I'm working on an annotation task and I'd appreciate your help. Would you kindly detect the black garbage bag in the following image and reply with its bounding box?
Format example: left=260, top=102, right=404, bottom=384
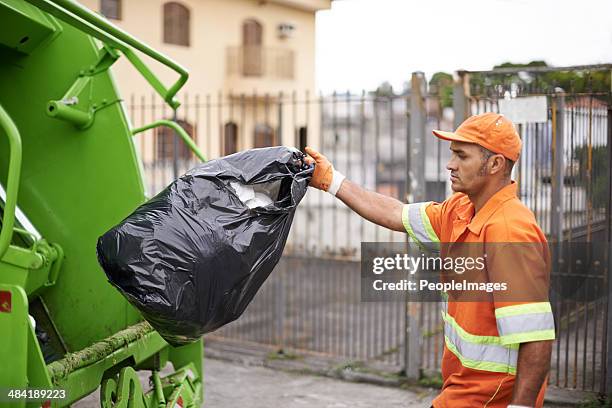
left=97, top=146, right=312, bottom=345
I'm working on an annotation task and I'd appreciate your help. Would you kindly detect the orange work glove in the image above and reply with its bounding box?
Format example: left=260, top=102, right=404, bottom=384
left=304, top=146, right=333, bottom=191
left=304, top=146, right=344, bottom=194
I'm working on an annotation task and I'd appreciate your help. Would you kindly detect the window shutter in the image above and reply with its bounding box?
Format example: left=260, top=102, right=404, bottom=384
left=163, top=2, right=190, bottom=46
left=101, top=0, right=121, bottom=20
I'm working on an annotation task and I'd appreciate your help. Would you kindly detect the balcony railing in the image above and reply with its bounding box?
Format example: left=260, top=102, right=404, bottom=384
left=226, top=46, right=294, bottom=80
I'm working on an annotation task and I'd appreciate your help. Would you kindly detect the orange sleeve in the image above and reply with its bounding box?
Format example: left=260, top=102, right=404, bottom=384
left=425, top=202, right=443, bottom=239
left=484, top=221, right=555, bottom=345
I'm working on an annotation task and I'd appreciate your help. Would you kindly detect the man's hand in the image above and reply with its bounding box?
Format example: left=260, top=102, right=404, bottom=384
left=304, top=146, right=334, bottom=191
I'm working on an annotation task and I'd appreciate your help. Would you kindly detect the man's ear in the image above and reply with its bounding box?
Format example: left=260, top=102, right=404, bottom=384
left=489, top=154, right=506, bottom=175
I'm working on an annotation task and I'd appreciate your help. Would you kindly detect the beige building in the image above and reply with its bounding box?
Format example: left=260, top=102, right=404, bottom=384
left=79, top=0, right=330, bottom=170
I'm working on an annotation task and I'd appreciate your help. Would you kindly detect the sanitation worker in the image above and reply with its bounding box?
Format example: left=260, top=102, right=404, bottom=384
left=304, top=112, right=555, bottom=408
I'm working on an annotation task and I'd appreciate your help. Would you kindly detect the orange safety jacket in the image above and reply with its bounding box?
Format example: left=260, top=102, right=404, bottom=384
left=402, top=182, right=555, bottom=408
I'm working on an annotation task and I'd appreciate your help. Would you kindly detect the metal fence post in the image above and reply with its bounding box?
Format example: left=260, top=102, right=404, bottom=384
left=277, top=92, right=283, bottom=146
left=276, top=271, right=286, bottom=350
left=605, top=101, right=612, bottom=395
left=408, top=71, right=427, bottom=203
left=172, top=109, right=179, bottom=179
left=404, top=72, right=426, bottom=380
left=453, top=71, right=470, bottom=129
left=550, top=92, right=565, bottom=245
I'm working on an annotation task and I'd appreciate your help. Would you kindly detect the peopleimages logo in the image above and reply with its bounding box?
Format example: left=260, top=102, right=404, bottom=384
left=371, top=279, right=508, bottom=293
left=372, top=253, right=486, bottom=275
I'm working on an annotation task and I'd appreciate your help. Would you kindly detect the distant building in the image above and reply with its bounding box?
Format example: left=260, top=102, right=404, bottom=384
left=318, top=91, right=454, bottom=202
left=79, top=0, right=331, bottom=160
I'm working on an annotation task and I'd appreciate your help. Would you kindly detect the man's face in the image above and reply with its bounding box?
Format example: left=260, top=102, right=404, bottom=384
left=446, top=141, right=488, bottom=194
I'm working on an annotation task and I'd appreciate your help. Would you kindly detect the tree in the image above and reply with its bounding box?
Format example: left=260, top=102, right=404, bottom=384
left=574, top=145, right=609, bottom=211
left=429, top=72, right=453, bottom=108
left=469, top=61, right=610, bottom=97
left=374, top=81, right=395, bottom=97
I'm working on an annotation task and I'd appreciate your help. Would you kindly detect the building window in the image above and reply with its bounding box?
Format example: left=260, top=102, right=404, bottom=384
left=253, top=124, right=275, bottom=148
left=155, top=120, right=195, bottom=161
left=298, top=126, right=307, bottom=152
left=242, top=19, right=262, bottom=76
left=163, top=2, right=190, bottom=46
left=223, top=122, right=238, bottom=155
left=101, top=0, right=121, bottom=20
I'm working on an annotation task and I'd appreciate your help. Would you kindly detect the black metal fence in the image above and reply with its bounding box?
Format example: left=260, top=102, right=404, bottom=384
left=127, top=91, right=417, bottom=257
left=466, top=70, right=611, bottom=392
left=129, top=66, right=612, bottom=394
left=212, top=256, right=407, bottom=368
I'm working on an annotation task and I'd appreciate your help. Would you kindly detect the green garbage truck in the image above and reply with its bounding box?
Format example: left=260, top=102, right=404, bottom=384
left=0, top=0, right=207, bottom=406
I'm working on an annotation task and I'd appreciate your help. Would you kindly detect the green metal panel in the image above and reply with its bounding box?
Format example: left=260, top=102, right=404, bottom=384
left=0, top=2, right=204, bottom=405
left=0, top=0, right=60, bottom=55
left=0, top=15, right=146, bottom=350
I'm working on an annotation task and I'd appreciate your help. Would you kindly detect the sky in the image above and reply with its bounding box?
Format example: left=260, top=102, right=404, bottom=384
left=315, top=0, right=612, bottom=92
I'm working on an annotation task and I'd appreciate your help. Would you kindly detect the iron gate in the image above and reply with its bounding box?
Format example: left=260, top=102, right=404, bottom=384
left=131, top=65, right=612, bottom=394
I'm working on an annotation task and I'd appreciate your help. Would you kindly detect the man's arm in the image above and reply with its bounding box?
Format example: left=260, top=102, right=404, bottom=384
left=335, top=179, right=405, bottom=232
left=511, top=340, right=553, bottom=406
left=304, top=146, right=405, bottom=232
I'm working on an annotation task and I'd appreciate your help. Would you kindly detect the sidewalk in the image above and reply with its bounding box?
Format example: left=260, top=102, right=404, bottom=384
left=204, top=338, right=591, bottom=407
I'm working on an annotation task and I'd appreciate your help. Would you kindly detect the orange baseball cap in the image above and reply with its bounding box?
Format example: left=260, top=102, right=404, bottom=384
left=432, top=113, right=522, bottom=161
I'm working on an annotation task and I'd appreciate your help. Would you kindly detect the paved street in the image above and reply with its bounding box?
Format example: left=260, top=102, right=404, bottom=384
left=203, top=358, right=436, bottom=408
